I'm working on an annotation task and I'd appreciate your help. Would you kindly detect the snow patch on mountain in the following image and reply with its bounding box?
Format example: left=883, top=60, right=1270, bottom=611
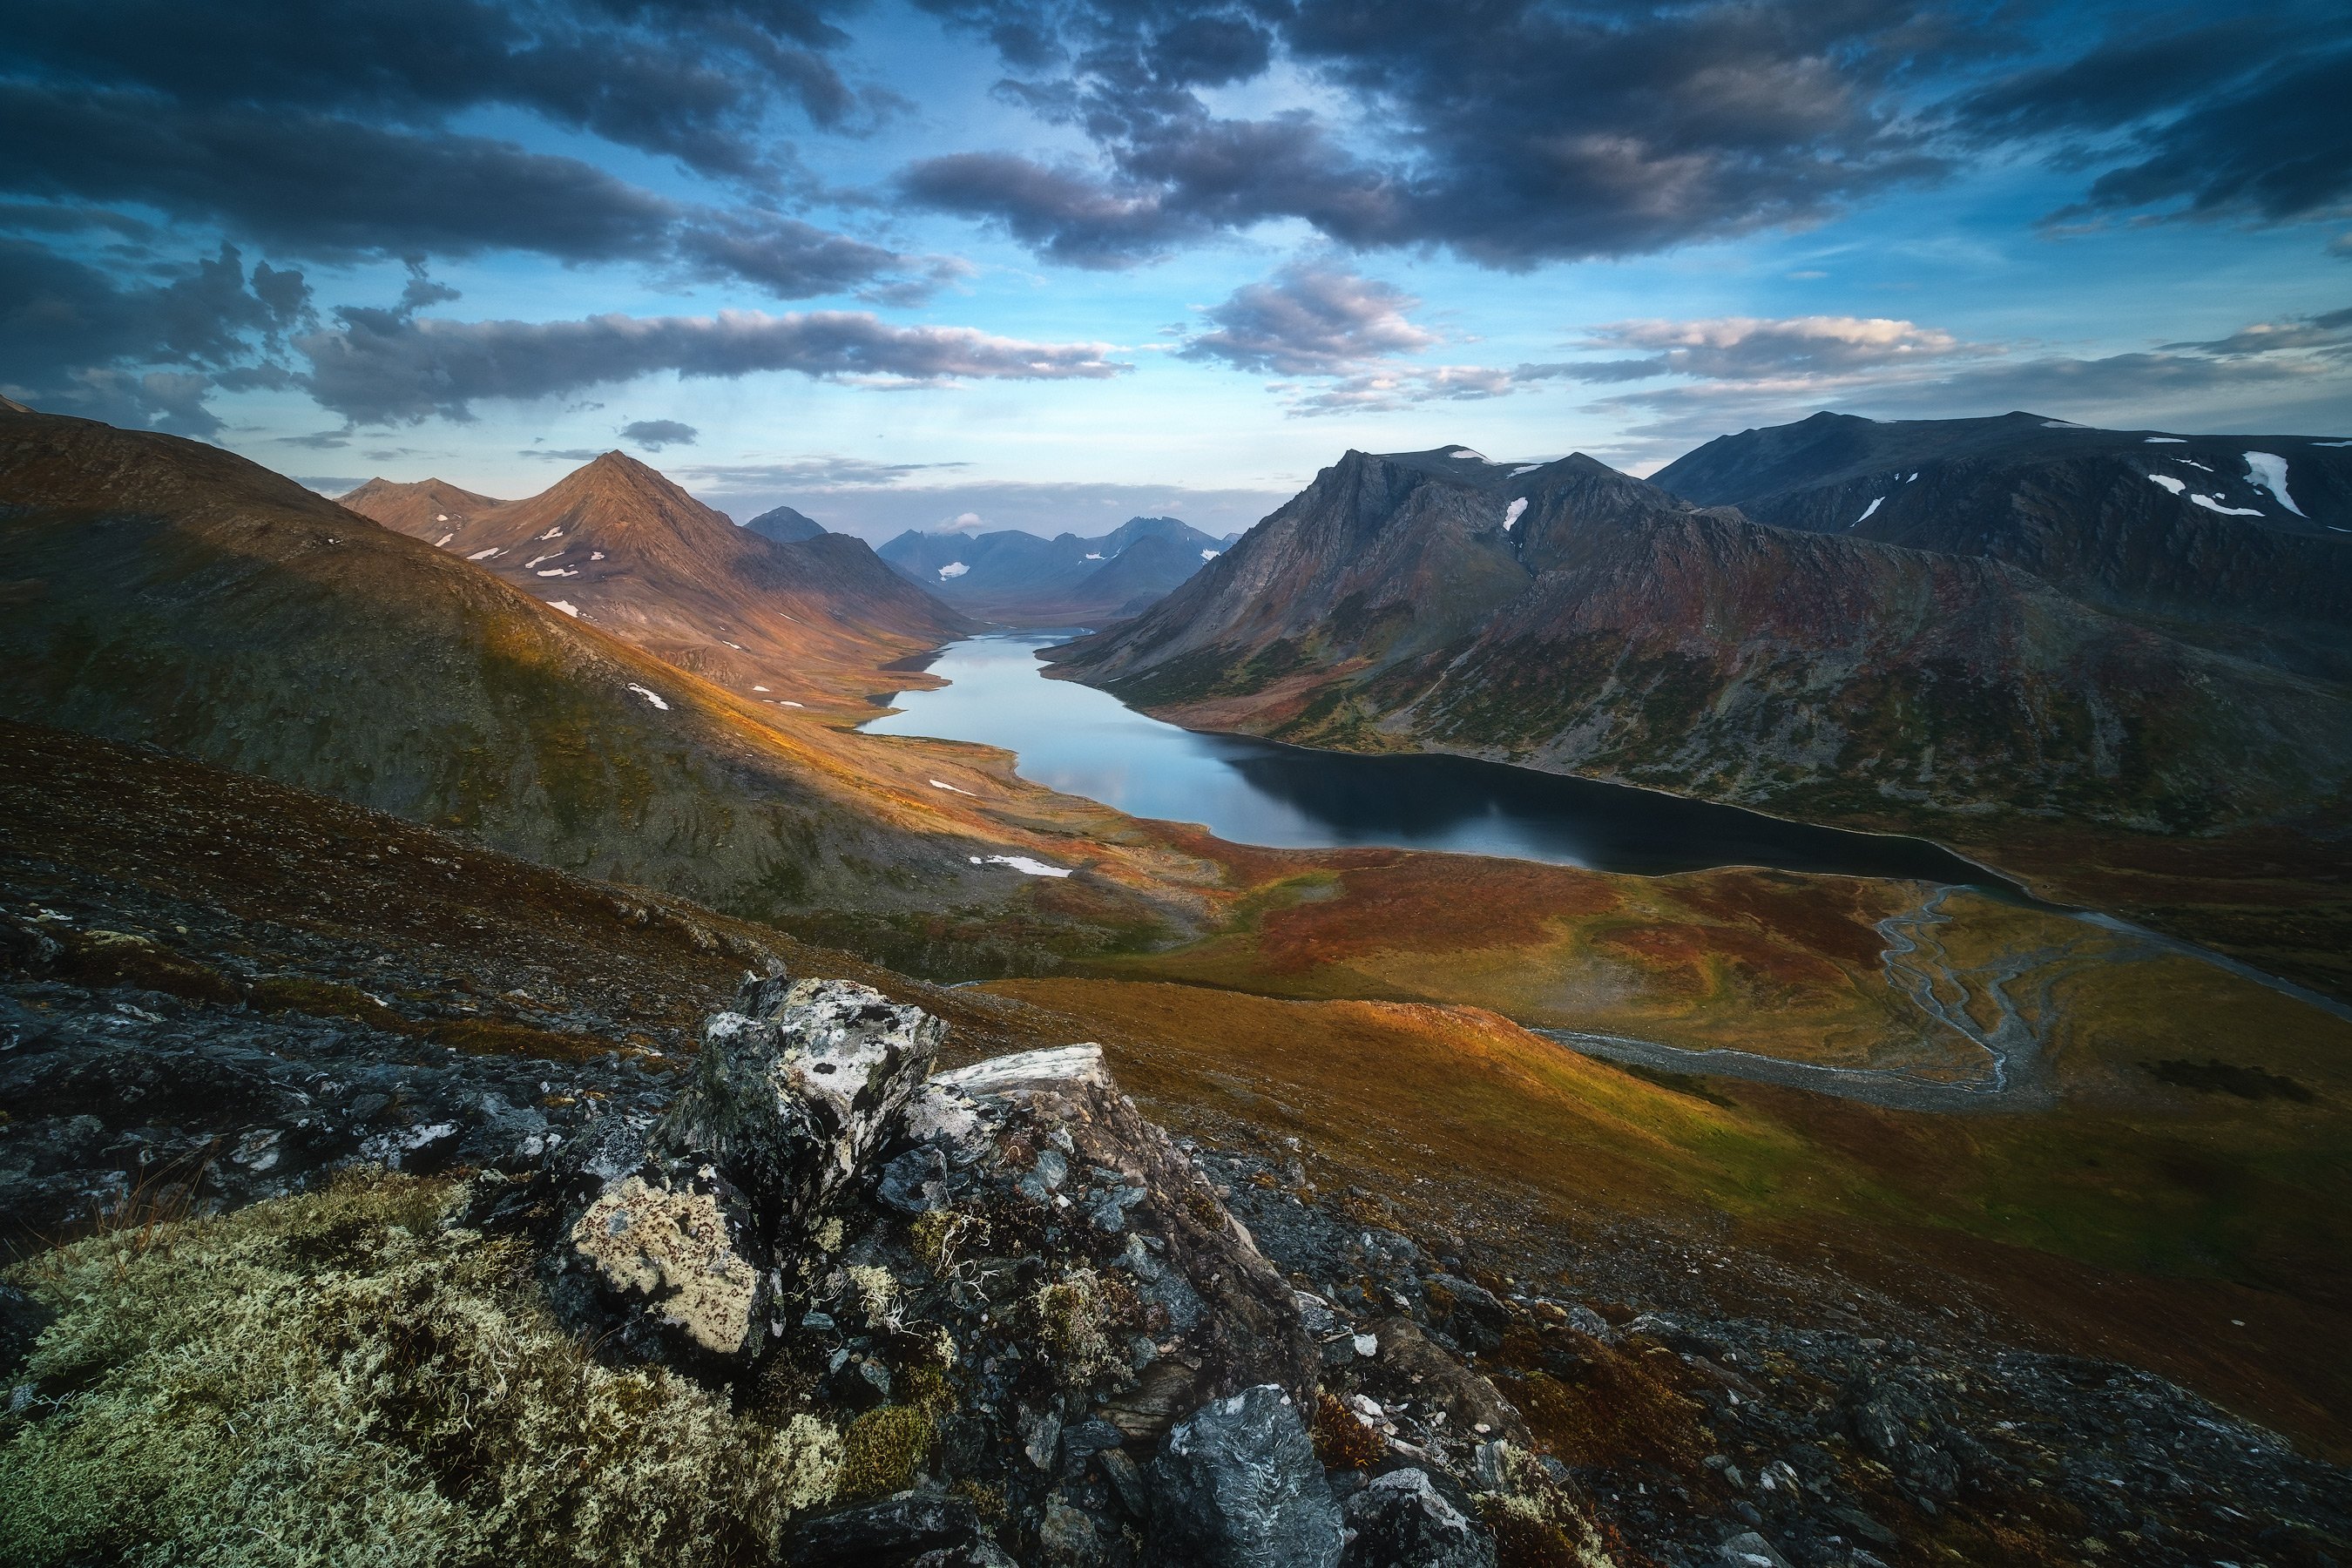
left=2148, top=474, right=2186, bottom=494
left=1503, top=497, right=1528, bottom=531
left=2244, top=452, right=2303, bottom=516
left=1851, top=497, right=1882, bottom=527
left=968, top=853, right=1071, bottom=877
left=937, top=562, right=968, bottom=579
left=550, top=600, right=579, bottom=617
left=626, top=684, right=670, bottom=710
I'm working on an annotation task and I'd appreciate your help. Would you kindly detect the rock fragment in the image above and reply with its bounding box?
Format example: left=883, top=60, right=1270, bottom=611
left=1341, top=1467, right=1495, bottom=1568
left=1148, top=1383, right=1344, bottom=1568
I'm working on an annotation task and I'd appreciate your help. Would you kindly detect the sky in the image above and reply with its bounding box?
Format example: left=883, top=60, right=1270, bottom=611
left=5, top=0, right=2350, bottom=542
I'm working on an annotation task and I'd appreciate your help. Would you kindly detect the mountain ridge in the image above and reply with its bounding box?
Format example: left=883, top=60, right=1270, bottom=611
left=342, top=454, right=971, bottom=710
left=0, top=406, right=1194, bottom=962
left=879, top=513, right=1238, bottom=625
left=1049, top=430, right=2352, bottom=891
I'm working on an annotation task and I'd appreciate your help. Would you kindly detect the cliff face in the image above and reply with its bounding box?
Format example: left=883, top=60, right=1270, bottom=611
left=1051, top=440, right=2352, bottom=835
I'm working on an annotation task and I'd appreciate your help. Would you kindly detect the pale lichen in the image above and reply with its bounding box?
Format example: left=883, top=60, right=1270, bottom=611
left=1030, top=1266, right=1121, bottom=1390
left=570, top=1175, right=761, bottom=1355
left=0, top=1171, right=840, bottom=1567
left=844, top=1263, right=899, bottom=1330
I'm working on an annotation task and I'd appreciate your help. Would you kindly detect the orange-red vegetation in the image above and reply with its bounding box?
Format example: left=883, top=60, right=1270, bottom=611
left=1254, top=854, right=1619, bottom=973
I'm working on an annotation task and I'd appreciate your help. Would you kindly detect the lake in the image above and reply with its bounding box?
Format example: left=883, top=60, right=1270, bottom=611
left=862, top=633, right=2012, bottom=887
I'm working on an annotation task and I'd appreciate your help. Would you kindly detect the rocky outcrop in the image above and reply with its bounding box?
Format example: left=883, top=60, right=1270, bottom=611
left=512, top=965, right=1584, bottom=1565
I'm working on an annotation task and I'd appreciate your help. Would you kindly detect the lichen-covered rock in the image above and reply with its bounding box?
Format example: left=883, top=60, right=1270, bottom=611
left=569, top=1173, right=767, bottom=1356
left=1341, top=1469, right=1495, bottom=1568
left=1147, top=1383, right=1344, bottom=1568
left=660, top=972, right=945, bottom=1254
left=551, top=968, right=943, bottom=1362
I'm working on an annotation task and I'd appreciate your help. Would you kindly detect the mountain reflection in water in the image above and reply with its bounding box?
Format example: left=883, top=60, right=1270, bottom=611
left=862, top=633, right=2010, bottom=888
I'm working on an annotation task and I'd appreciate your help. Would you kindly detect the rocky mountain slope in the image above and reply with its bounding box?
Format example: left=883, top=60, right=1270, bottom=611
left=1651, top=410, right=2352, bottom=679
left=3, top=723, right=2344, bottom=1566
left=335, top=474, right=504, bottom=537
left=745, top=503, right=827, bottom=544
left=342, top=456, right=970, bottom=707
left=881, top=515, right=1238, bottom=625
left=0, top=409, right=1188, bottom=955
left=1049, top=443, right=2352, bottom=839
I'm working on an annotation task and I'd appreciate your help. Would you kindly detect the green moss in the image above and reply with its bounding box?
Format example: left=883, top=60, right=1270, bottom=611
left=0, top=1171, right=839, bottom=1567
left=57, top=929, right=239, bottom=1004
left=909, top=1208, right=988, bottom=1275
left=1030, top=1267, right=1135, bottom=1390
left=835, top=1404, right=936, bottom=1502
left=248, top=974, right=417, bottom=1031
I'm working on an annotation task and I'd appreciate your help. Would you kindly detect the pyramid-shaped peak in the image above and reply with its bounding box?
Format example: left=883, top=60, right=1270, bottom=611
left=537, top=449, right=705, bottom=509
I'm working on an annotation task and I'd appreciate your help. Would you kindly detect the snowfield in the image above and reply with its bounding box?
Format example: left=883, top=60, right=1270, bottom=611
left=968, top=853, right=1071, bottom=878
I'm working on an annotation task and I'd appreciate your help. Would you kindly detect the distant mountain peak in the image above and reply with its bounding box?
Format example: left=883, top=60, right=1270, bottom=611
left=742, top=504, right=824, bottom=544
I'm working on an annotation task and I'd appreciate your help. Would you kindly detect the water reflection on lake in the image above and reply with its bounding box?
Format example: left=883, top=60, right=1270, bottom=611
left=862, top=633, right=2008, bottom=886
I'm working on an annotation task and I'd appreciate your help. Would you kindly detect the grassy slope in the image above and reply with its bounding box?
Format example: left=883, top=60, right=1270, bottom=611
left=0, top=411, right=1220, bottom=970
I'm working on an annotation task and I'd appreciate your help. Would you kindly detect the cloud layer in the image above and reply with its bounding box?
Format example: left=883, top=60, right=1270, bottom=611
left=301, top=307, right=1127, bottom=423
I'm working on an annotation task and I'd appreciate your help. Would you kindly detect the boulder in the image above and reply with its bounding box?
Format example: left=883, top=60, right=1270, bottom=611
left=659, top=973, right=944, bottom=1253
left=1341, top=1468, right=1496, bottom=1568
left=1422, top=1274, right=1510, bottom=1354
left=1716, top=1531, right=1793, bottom=1568
left=1148, top=1383, right=1344, bottom=1568
left=787, top=1493, right=987, bottom=1567
left=1366, top=1319, right=1531, bottom=1447
left=557, top=970, right=943, bottom=1361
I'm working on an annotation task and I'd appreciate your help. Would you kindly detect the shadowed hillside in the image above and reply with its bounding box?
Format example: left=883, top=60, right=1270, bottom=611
left=0, top=408, right=1187, bottom=960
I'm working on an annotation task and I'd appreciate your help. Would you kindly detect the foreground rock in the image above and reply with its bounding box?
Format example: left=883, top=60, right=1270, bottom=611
left=498, top=967, right=1590, bottom=1565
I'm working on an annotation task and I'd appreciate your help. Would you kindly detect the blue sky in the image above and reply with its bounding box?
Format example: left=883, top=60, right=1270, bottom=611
left=6, top=0, right=2349, bottom=540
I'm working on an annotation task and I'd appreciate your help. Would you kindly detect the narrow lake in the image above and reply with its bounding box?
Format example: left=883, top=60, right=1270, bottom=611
left=862, top=633, right=2011, bottom=887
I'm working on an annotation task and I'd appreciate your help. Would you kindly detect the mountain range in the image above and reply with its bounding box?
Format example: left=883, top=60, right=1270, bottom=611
left=0, top=406, right=1187, bottom=961
left=8, top=398, right=2352, bottom=1563
left=340, top=456, right=968, bottom=709
left=1048, top=420, right=2352, bottom=960
left=879, top=514, right=1240, bottom=624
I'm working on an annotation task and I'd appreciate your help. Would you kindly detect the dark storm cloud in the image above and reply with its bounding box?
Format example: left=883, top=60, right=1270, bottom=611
left=299, top=307, right=1128, bottom=423
left=2057, top=51, right=2352, bottom=226
left=908, top=1, right=2352, bottom=267
left=0, top=88, right=679, bottom=263
left=0, top=2, right=947, bottom=310
left=906, top=0, right=1965, bottom=267
left=2, top=0, right=872, bottom=184
left=620, top=419, right=700, bottom=449
left=0, top=240, right=312, bottom=433
left=1947, top=9, right=2352, bottom=228
left=0, top=85, right=950, bottom=305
